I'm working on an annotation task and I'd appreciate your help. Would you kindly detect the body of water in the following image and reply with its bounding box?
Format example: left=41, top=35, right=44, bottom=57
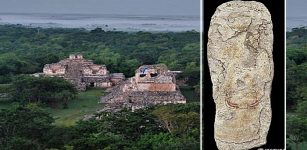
left=0, top=13, right=200, bottom=32
left=287, top=16, right=307, bottom=31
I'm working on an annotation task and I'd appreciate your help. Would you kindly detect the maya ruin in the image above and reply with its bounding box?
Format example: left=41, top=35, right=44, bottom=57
left=38, top=54, right=125, bottom=91
left=100, top=64, right=186, bottom=111
left=37, top=54, right=186, bottom=111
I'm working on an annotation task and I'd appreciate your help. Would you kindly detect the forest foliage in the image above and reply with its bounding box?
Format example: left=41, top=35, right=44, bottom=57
left=0, top=25, right=200, bottom=149
left=11, top=75, right=77, bottom=108
left=0, top=25, right=200, bottom=86
left=0, top=103, right=200, bottom=150
left=287, top=27, right=307, bottom=149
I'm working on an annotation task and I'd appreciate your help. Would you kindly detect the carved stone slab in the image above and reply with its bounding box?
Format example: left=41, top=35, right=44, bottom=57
left=207, top=1, right=273, bottom=149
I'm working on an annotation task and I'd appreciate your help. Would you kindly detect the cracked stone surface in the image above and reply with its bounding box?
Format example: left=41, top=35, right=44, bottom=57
left=207, top=1, right=273, bottom=150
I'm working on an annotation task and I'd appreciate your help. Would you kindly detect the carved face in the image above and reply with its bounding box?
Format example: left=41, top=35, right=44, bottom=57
left=224, top=67, right=261, bottom=109
left=219, top=23, right=265, bottom=109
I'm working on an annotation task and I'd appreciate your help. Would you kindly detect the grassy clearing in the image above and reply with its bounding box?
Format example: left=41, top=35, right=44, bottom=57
left=180, top=86, right=199, bottom=102
left=0, top=87, right=105, bottom=126
left=49, top=87, right=199, bottom=126
left=0, top=85, right=199, bottom=126
left=47, top=88, right=105, bottom=127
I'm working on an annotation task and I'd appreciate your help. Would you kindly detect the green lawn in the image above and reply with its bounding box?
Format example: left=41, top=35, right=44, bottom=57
left=46, top=88, right=105, bottom=126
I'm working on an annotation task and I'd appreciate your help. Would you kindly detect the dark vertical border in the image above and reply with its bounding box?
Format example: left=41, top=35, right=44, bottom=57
left=203, top=0, right=285, bottom=149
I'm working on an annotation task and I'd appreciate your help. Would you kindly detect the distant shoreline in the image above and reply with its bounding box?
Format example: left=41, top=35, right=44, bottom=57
left=0, top=12, right=200, bottom=19
left=0, top=13, right=200, bottom=32
left=287, top=16, right=307, bottom=32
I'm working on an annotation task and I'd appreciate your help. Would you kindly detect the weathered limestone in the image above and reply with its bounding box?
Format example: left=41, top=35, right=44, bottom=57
left=100, top=64, right=186, bottom=112
left=207, top=1, right=273, bottom=149
left=41, top=54, right=125, bottom=91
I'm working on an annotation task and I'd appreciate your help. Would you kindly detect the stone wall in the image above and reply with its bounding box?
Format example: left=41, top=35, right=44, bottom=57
left=110, top=73, right=125, bottom=85
left=41, top=54, right=124, bottom=91
left=136, top=83, right=176, bottom=91
left=82, top=76, right=112, bottom=88
left=83, top=65, right=108, bottom=76
left=134, top=64, right=173, bottom=84
left=43, top=64, right=66, bottom=75
left=69, top=54, right=83, bottom=59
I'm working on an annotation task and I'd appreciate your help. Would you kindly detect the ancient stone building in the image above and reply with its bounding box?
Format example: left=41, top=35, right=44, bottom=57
left=100, top=64, right=186, bottom=112
left=42, top=54, right=125, bottom=91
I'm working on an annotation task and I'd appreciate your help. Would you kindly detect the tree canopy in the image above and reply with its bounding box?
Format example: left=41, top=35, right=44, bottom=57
left=0, top=25, right=200, bottom=86
left=0, top=103, right=200, bottom=149
left=287, top=27, right=307, bottom=149
left=11, top=75, right=77, bottom=107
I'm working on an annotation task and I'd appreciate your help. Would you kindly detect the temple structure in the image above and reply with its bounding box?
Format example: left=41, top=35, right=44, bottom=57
left=41, top=54, right=125, bottom=91
left=37, top=56, right=187, bottom=112
left=100, top=64, right=186, bottom=111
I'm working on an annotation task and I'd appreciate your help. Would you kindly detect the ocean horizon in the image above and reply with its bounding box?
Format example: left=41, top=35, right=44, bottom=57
left=287, top=16, right=307, bottom=31
left=0, top=13, right=200, bottom=32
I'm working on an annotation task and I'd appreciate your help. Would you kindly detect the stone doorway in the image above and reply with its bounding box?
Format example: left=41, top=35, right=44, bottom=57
left=90, top=82, right=95, bottom=87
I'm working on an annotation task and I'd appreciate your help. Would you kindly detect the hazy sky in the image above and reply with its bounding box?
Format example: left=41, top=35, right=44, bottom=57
left=287, top=0, right=306, bottom=17
left=0, top=0, right=200, bottom=16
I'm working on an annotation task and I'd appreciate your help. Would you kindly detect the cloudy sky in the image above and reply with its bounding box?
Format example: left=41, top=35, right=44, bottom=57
left=0, top=0, right=200, bottom=16
left=287, top=0, right=307, bottom=17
